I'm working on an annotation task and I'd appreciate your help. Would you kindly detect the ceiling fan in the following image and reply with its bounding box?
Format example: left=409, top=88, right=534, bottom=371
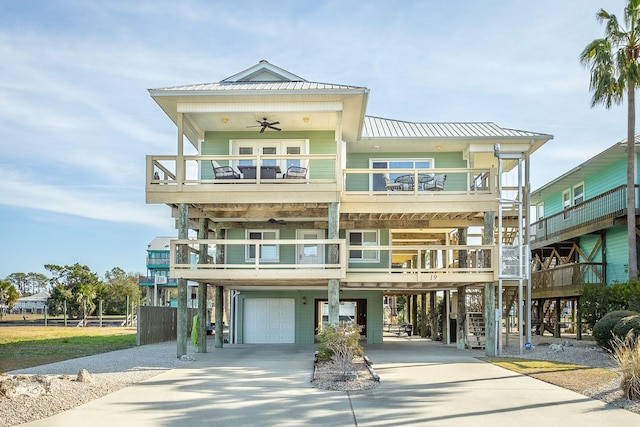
left=249, top=117, right=282, bottom=133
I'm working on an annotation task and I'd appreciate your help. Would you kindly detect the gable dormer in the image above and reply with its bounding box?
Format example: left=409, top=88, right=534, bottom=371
left=221, top=60, right=305, bottom=83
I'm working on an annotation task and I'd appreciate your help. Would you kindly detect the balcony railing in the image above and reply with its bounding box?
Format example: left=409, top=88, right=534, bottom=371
left=531, top=185, right=627, bottom=243
left=138, top=276, right=178, bottom=286
left=147, top=154, right=338, bottom=188
left=167, top=239, right=496, bottom=284
left=531, top=262, right=604, bottom=296
left=341, top=167, right=495, bottom=195
left=169, top=238, right=346, bottom=281
left=147, top=155, right=495, bottom=197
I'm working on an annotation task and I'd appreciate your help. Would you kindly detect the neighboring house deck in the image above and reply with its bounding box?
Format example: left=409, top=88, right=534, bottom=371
left=529, top=136, right=640, bottom=336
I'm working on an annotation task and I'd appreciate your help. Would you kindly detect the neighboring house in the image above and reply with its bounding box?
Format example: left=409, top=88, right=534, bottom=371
left=14, top=291, right=49, bottom=314
left=139, top=236, right=203, bottom=308
left=530, top=135, right=639, bottom=336
left=146, top=61, right=552, bottom=352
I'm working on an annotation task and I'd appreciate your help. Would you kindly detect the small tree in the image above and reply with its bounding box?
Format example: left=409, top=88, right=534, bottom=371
left=317, top=323, right=363, bottom=380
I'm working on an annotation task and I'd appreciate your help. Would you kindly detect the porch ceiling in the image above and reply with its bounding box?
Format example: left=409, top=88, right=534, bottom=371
left=173, top=202, right=514, bottom=230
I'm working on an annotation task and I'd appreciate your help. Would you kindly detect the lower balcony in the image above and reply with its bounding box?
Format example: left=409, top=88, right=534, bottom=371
left=168, top=239, right=497, bottom=290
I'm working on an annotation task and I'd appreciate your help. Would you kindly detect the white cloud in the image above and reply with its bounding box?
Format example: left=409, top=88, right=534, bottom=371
left=0, top=167, right=171, bottom=229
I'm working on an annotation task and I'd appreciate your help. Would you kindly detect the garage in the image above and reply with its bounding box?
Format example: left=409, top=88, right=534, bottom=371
left=243, top=298, right=295, bottom=343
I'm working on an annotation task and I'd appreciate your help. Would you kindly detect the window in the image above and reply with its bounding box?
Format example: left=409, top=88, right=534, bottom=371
left=231, top=140, right=308, bottom=171
left=573, top=183, right=584, bottom=205
left=348, top=230, right=379, bottom=261
left=371, top=159, right=434, bottom=191
left=562, top=189, right=571, bottom=209
left=246, top=230, right=279, bottom=262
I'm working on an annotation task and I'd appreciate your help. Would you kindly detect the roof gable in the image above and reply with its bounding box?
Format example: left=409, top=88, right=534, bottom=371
left=221, top=60, right=305, bottom=83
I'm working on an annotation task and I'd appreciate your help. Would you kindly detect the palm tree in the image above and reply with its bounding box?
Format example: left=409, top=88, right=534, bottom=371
left=580, top=0, right=640, bottom=280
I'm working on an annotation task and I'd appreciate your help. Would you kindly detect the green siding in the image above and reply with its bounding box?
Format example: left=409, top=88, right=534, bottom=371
left=605, top=226, right=629, bottom=284
left=236, top=290, right=384, bottom=344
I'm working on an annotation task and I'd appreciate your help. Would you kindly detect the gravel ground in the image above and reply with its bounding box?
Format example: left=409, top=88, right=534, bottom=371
left=0, top=341, right=201, bottom=427
left=500, top=334, right=640, bottom=415
left=1, top=336, right=639, bottom=426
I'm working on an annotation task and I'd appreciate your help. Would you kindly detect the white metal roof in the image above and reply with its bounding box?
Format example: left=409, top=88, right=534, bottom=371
left=151, top=80, right=367, bottom=94
left=147, top=236, right=174, bottom=251
left=531, top=133, right=640, bottom=199
left=362, top=116, right=550, bottom=139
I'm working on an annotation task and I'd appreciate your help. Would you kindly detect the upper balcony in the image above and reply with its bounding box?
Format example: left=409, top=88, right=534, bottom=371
left=146, top=154, right=499, bottom=215
left=530, top=185, right=630, bottom=249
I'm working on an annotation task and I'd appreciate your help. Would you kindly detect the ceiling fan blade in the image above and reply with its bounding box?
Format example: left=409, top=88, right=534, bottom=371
left=269, top=121, right=280, bottom=126
left=259, top=127, right=266, bottom=133
left=268, top=125, right=282, bottom=131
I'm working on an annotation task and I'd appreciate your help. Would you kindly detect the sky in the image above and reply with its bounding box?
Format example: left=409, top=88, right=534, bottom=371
left=0, top=0, right=632, bottom=280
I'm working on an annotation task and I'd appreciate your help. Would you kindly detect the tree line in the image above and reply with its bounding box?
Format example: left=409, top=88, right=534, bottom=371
left=1, top=264, right=142, bottom=318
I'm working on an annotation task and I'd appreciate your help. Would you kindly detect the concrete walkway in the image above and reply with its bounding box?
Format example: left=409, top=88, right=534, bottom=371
left=24, top=338, right=640, bottom=426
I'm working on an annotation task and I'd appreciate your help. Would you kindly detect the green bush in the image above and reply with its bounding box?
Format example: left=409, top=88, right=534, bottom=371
left=613, top=315, right=640, bottom=341
left=581, top=280, right=640, bottom=329
left=593, top=310, right=638, bottom=348
left=317, top=323, right=362, bottom=379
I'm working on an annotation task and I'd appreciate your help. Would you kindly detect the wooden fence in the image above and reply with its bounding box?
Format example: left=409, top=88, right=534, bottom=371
left=137, top=306, right=196, bottom=346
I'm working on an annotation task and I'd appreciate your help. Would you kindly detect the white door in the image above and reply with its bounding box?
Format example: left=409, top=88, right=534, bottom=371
left=243, top=298, right=295, bottom=343
left=297, top=230, right=325, bottom=265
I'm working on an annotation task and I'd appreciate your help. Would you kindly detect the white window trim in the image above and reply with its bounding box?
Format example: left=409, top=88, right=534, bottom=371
left=230, top=139, right=308, bottom=172
left=348, top=230, right=380, bottom=262
left=245, top=230, right=280, bottom=263
left=573, top=182, right=585, bottom=205
left=369, top=158, right=435, bottom=190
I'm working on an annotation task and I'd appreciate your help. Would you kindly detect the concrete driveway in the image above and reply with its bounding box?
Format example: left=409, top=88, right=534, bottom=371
left=24, top=338, right=640, bottom=426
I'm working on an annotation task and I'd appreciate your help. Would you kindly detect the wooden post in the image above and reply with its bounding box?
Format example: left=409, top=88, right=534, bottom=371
left=457, top=227, right=467, bottom=349
left=99, top=300, right=103, bottom=327
left=411, top=294, right=418, bottom=336
left=177, top=203, right=189, bottom=358
left=215, top=285, right=224, bottom=348
left=420, top=293, right=427, bottom=338
left=484, top=211, right=496, bottom=356
left=443, top=291, right=450, bottom=344
left=576, top=298, right=582, bottom=340
left=554, top=297, right=561, bottom=338
left=430, top=291, right=437, bottom=340
left=197, top=218, right=208, bottom=353
left=327, top=202, right=340, bottom=326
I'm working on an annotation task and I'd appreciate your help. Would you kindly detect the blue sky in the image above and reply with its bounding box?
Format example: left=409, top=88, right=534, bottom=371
left=0, top=0, right=631, bottom=279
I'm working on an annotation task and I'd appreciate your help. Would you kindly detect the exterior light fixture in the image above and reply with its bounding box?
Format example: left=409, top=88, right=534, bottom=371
left=302, top=296, right=307, bottom=304
left=303, top=116, right=310, bottom=123
left=221, top=117, right=229, bottom=123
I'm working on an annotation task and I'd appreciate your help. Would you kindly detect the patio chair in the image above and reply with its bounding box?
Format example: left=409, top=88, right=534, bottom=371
left=283, top=162, right=308, bottom=179
left=394, top=174, right=414, bottom=191
left=383, top=175, right=402, bottom=191
left=211, top=160, right=240, bottom=179
left=424, top=174, right=446, bottom=191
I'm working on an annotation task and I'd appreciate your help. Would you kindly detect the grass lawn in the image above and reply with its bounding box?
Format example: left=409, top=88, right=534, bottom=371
left=483, top=357, right=618, bottom=393
left=0, top=326, right=137, bottom=373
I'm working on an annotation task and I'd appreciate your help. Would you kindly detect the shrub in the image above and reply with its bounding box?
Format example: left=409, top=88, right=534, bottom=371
left=611, top=334, right=640, bottom=400
left=592, top=310, right=638, bottom=349
left=613, top=315, right=640, bottom=341
left=317, top=323, right=363, bottom=380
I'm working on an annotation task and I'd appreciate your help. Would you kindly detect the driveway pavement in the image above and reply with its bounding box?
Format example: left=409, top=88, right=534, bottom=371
left=24, top=337, right=640, bottom=426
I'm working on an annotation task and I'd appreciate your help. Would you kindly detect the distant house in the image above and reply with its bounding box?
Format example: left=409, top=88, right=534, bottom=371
left=14, top=291, right=49, bottom=314
left=139, top=236, right=200, bottom=307
left=530, top=135, right=639, bottom=336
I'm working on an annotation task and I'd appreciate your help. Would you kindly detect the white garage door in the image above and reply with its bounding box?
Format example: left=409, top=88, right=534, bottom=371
left=243, top=298, right=295, bottom=343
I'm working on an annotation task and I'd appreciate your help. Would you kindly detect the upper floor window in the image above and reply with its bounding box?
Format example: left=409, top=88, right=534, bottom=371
left=573, top=183, right=584, bottom=205
left=348, top=230, right=379, bottom=262
left=370, top=158, right=434, bottom=191
left=246, top=230, right=279, bottom=262
left=231, top=139, right=308, bottom=172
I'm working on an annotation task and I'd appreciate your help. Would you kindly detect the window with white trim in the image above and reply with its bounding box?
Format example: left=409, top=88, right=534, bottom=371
left=231, top=139, right=307, bottom=171
left=246, top=230, right=279, bottom=262
left=573, top=183, right=584, bottom=205
left=348, top=230, right=379, bottom=262
left=370, top=159, right=434, bottom=191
